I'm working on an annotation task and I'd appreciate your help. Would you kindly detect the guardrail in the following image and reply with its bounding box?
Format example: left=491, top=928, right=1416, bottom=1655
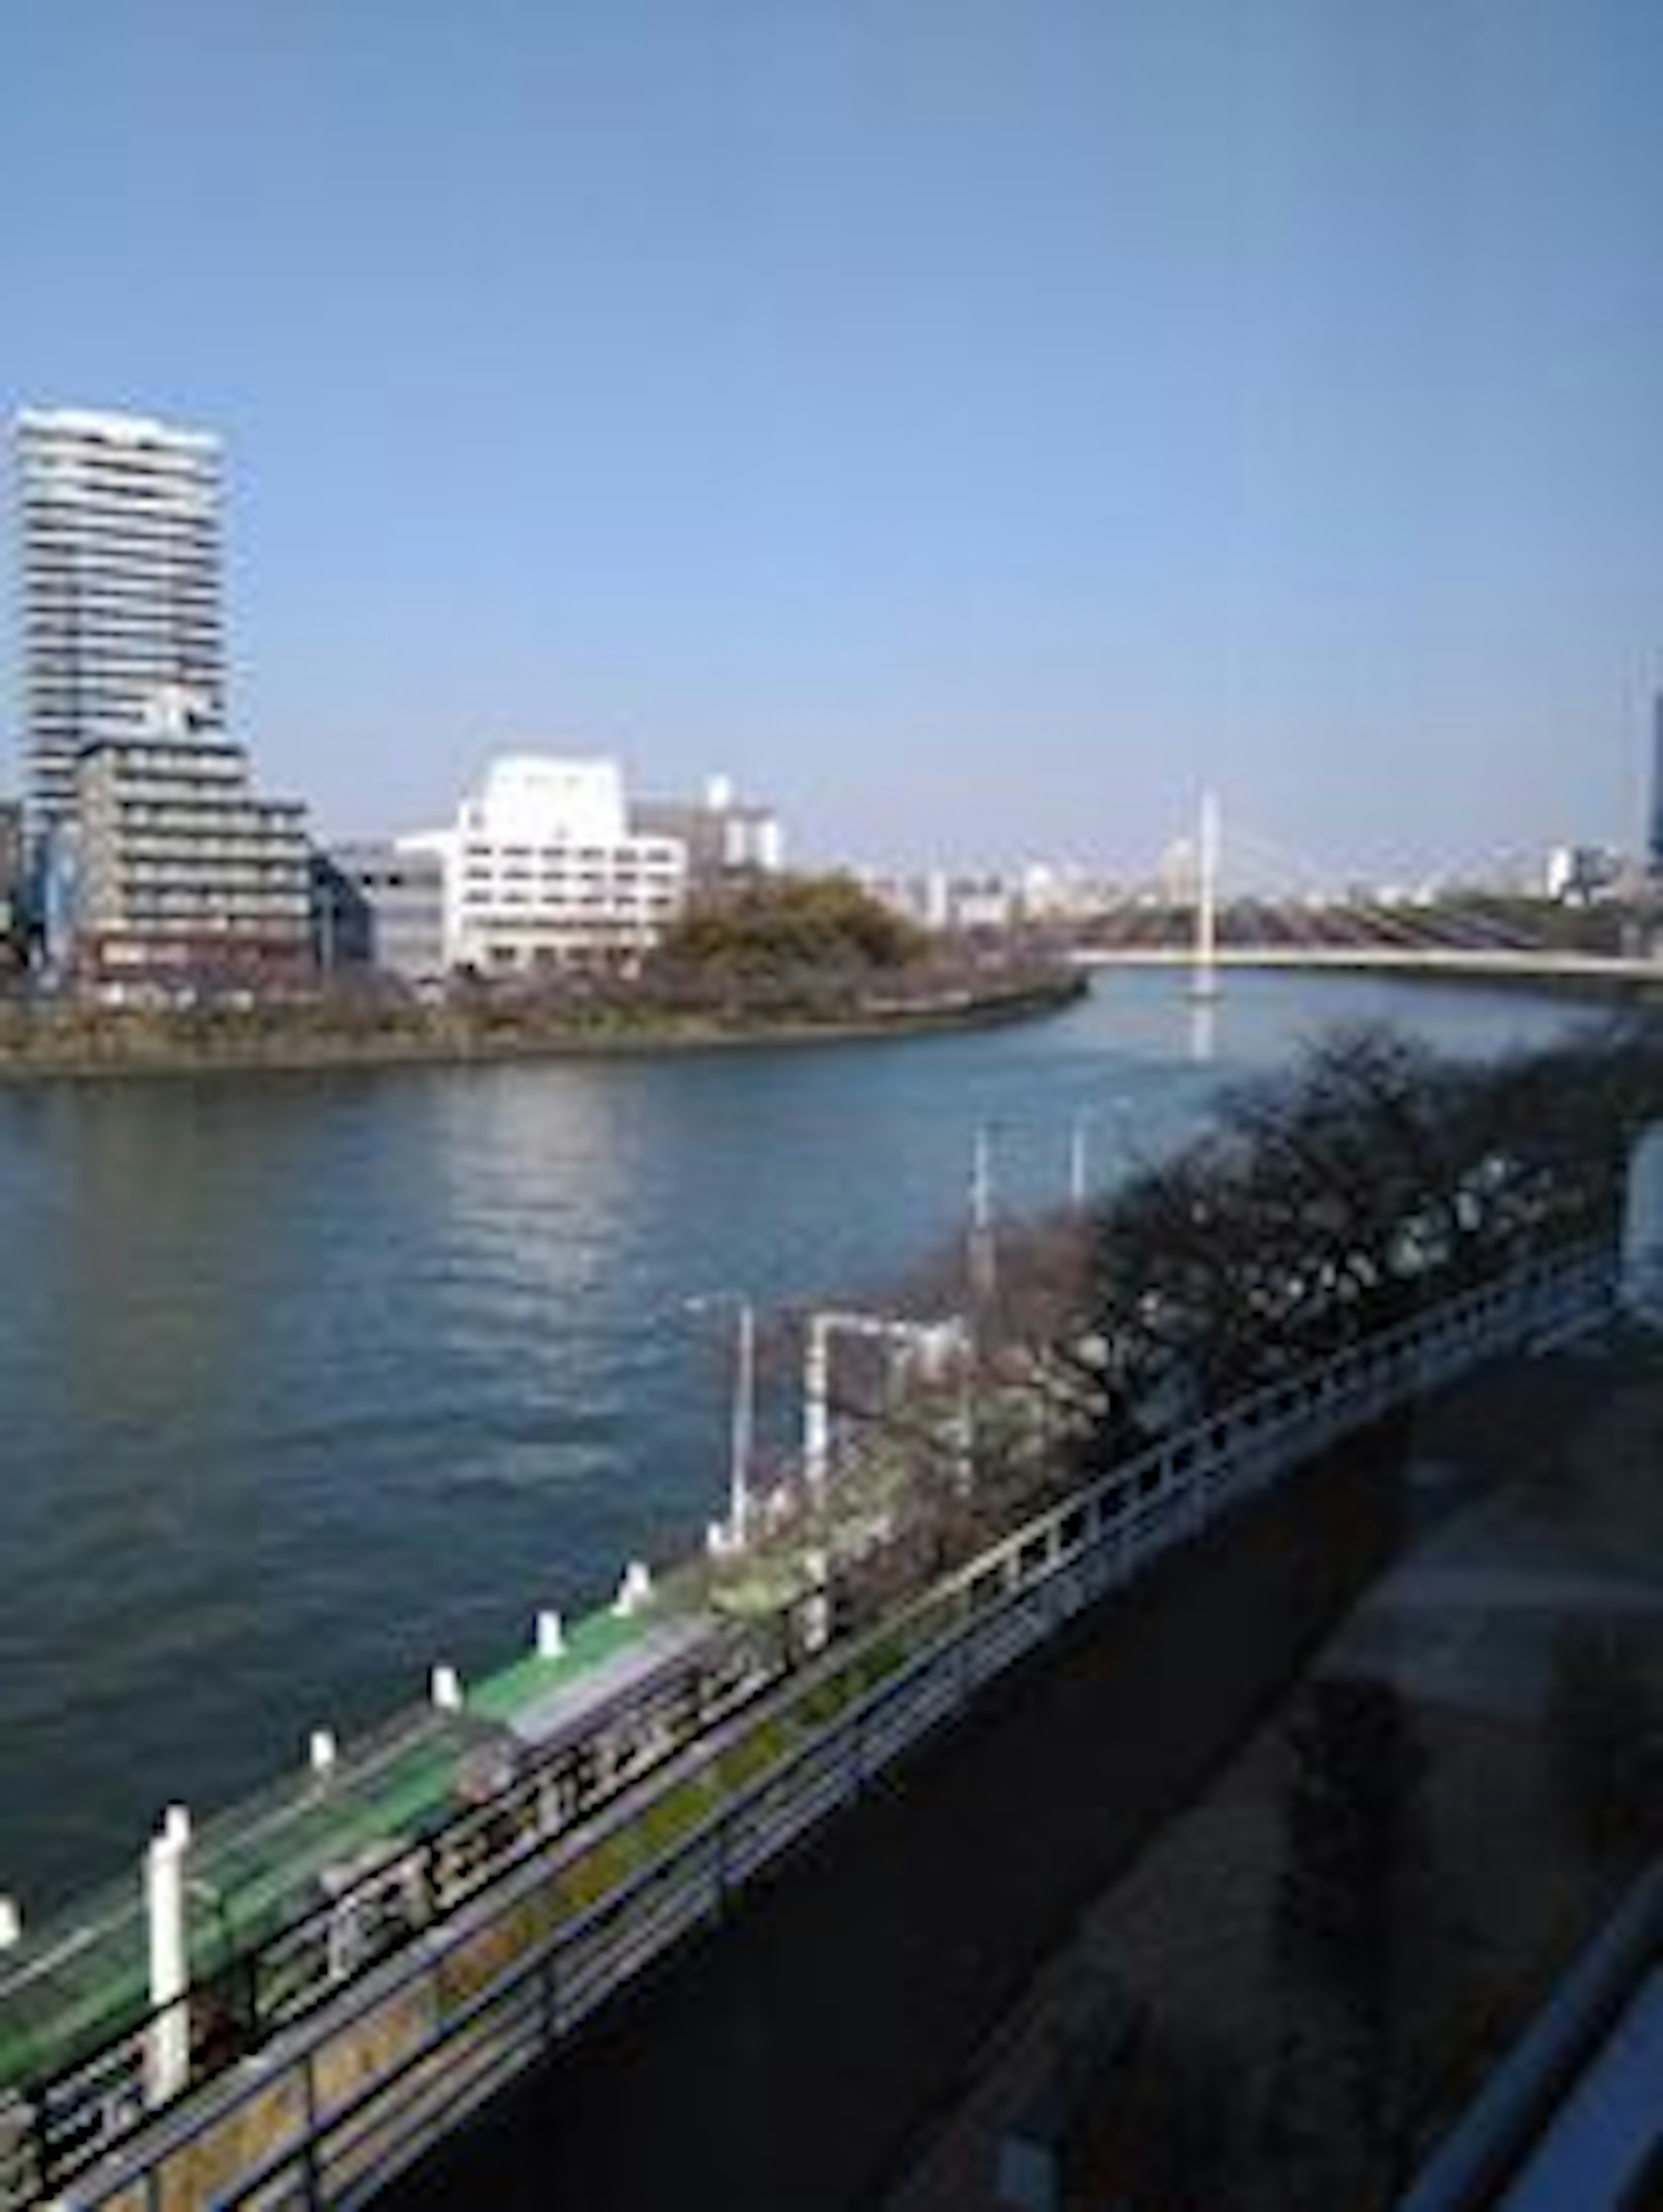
left=43, top=1238, right=1618, bottom=2212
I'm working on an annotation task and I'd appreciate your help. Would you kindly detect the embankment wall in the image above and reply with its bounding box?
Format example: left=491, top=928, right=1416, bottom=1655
left=387, top=1417, right=1407, bottom=2212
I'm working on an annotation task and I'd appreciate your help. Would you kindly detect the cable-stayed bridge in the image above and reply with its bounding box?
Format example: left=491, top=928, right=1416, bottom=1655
left=1073, top=798, right=1660, bottom=986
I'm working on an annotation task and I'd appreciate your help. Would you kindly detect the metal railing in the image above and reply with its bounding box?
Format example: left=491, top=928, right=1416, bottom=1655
left=38, top=1237, right=1617, bottom=2212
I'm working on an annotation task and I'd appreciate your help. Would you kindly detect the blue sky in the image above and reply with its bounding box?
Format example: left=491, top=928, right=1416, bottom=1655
left=2, top=0, right=1660, bottom=880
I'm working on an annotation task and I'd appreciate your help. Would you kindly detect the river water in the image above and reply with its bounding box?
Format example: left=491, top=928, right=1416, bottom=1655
left=0, top=971, right=1582, bottom=1913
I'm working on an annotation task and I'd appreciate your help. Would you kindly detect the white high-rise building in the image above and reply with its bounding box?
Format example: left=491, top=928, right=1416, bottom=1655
left=15, top=407, right=224, bottom=832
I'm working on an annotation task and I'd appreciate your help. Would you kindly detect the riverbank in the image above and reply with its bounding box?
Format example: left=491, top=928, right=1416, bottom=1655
left=0, top=970, right=1086, bottom=1084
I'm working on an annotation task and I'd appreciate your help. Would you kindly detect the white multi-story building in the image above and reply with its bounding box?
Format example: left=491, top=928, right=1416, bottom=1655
left=15, top=408, right=224, bottom=834
left=421, top=755, right=687, bottom=973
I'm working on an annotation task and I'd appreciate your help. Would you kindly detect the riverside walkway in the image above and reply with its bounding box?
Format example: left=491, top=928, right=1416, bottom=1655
left=4, top=1241, right=1617, bottom=2211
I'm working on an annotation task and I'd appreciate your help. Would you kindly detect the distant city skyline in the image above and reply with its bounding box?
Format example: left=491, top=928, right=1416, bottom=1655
left=2, top=2, right=1660, bottom=879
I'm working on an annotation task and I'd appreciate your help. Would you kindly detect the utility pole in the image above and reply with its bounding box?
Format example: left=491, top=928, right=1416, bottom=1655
left=729, top=1297, right=756, bottom=1546
left=802, top=1308, right=967, bottom=1496
left=688, top=1293, right=757, bottom=1548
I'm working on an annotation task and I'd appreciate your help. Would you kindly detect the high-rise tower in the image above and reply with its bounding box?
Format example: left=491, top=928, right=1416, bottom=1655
left=1650, top=689, right=1663, bottom=881
left=14, top=407, right=224, bottom=832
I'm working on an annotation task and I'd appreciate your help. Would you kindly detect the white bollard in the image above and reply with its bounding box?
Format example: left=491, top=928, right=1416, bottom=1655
left=0, top=1896, right=20, bottom=1950
left=612, top=1560, right=653, bottom=1617
left=535, top=1609, right=565, bottom=1660
left=145, top=1806, right=192, bottom=2109
left=430, top=1664, right=463, bottom=1712
left=308, top=1728, right=337, bottom=1777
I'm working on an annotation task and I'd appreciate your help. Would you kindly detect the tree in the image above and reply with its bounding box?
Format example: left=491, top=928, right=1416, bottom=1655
left=650, top=873, right=928, bottom=980
left=1072, top=1020, right=1663, bottom=1483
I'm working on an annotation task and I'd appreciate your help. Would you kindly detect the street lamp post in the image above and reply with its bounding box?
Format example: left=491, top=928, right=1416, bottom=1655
left=687, top=1293, right=756, bottom=1549
left=802, top=1307, right=972, bottom=1495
